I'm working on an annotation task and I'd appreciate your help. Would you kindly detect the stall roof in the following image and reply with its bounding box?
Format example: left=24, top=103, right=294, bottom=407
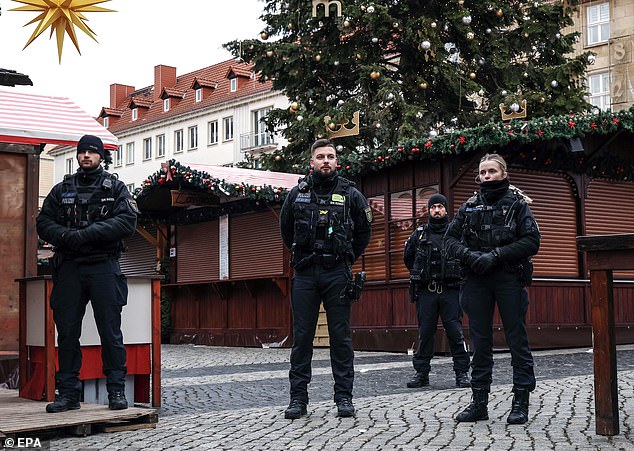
left=179, top=162, right=300, bottom=190
left=0, top=89, right=117, bottom=149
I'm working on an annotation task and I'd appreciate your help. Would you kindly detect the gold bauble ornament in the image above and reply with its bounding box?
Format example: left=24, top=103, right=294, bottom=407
left=290, top=101, right=299, bottom=111
left=496, top=9, right=504, bottom=18
left=266, top=50, right=274, bottom=57
left=328, top=122, right=337, bottom=130
left=431, top=22, right=437, bottom=28
left=274, top=155, right=282, bottom=161
left=419, top=82, right=428, bottom=89
left=467, top=32, right=475, bottom=40
left=458, top=0, right=464, bottom=5
left=344, top=19, right=351, bottom=27
left=261, top=32, right=269, bottom=40
left=315, top=54, right=322, bottom=62
left=356, top=53, right=363, bottom=60
left=539, top=97, right=545, bottom=103
left=287, top=23, right=294, bottom=30
left=469, top=72, right=476, bottom=80
left=370, top=71, right=381, bottom=80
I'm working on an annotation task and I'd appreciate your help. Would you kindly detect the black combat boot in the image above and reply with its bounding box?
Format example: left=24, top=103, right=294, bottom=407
left=108, top=390, right=128, bottom=410
left=336, top=398, right=355, bottom=418
left=284, top=399, right=307, bottom=419
left=455, top=388, right=489, bottom=422
left=455, top=371, right=471, bottom=388
left=406, top=372, right=430, bottom=388
left=46, top=392, right=80, bottom=413
left=507, top=388, right=530, bottom=424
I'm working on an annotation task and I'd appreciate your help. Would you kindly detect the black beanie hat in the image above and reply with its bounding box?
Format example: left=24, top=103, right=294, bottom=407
left=77, top=134, right=105, bottom=159
left=428, top=193, right=448, bottom=210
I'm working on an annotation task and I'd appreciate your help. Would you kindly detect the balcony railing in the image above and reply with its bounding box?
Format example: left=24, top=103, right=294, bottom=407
left=240, top=131, right=277, bottom=151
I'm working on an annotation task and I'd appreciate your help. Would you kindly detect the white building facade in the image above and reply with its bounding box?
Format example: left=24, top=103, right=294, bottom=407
left=50, top=60, right=289, bottom=190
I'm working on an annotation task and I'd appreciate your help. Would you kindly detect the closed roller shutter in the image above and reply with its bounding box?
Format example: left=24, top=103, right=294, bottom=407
left=585, top=180, right=634, bottom=279
left=453, top=167, right=578, bottom=277
left=177, top=220, right=219, bottom=283
left=230, top=209, right=285, bottom=279
left=585, top=180, right=634, bottom=235
left=119, top=226, right=157, bottom=276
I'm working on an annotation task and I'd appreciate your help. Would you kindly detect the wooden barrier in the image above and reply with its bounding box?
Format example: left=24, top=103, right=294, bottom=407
left=576, top=233, right=634, bottom=436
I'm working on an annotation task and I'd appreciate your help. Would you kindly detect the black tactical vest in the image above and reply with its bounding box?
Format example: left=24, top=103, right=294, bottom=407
left=412, top=225, right=462, bottom=283
left=462, top=190, right=524, bottom=251
left=59, top=172, right=117, bottom=229
left=292, top=177, right=354, bottom=258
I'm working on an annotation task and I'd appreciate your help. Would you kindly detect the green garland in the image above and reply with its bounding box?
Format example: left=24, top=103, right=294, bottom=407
left=134, top=160, right=290, bottom=203
left=134, top=107, right=634, bottom=206
left=336, top=106, right=634, bottom=181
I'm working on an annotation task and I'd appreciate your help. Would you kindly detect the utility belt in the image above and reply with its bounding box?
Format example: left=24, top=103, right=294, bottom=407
left=292, top=249, right=343, bottom=270
left=409, top=274, right=459, bottom=301
left=54, top=251, right=119, bottom=266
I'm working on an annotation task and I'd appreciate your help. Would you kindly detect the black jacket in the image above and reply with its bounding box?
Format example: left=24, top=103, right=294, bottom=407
left=37, top=167, right=137, bottom=259
left=444, top=188, right=540, bottom=267
left=280, top=172, right=372, bottom=262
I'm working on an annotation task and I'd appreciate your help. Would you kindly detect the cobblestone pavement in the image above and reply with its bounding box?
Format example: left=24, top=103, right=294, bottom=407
left=42, top=345, right=634, bottom=450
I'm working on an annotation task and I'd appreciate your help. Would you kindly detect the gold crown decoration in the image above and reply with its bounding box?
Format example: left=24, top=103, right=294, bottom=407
left=324, top=111, right=360, bottom=138
left=499, top=99, right=528, bottom=121
left=312, top=0, right=343, bottom=18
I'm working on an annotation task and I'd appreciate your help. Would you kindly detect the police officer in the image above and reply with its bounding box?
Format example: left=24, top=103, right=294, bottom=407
left=403, top=193, right=470, bottom=389
left=445, top=153, right=540, bottom=425
left=280, top=139, right=372, bottom=419
left=36, top=135, right=138, bottom=413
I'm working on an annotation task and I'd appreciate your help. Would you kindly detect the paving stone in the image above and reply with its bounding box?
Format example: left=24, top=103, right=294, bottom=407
left=40, top=344, right=634, bottom=450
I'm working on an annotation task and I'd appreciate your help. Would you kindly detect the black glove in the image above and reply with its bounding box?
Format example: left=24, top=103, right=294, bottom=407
left=463, top=250, right=483, bottom=268
left=472, top=251, right=499, bottom=275
left=62, top=229, right=87, bottom=251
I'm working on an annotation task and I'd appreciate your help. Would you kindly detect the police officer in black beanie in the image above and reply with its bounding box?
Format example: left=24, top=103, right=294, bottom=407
left=280, top=138, right=372, bottom=419
left=37, top=134, right=138, bottom=413
left=445, top=153, right=540, bottom=425
left=403, top=193, right=470, bottom=389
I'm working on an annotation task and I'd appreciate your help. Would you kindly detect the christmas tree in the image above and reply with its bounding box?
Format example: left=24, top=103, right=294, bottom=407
left=225, top=0, right=593, bottom=173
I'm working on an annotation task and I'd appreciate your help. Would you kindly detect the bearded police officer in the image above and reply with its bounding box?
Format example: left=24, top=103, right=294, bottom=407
left=36, top=135, right=138, bottom=413
left=403, top=193, right=470, bottom=389
left=280, top=139, right=372, bottom=419
left=445, top=153, right=540, bottom=425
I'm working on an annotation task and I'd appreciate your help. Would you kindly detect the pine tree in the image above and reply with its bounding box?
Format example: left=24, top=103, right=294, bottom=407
left=225, top=0, right=593, bottom=173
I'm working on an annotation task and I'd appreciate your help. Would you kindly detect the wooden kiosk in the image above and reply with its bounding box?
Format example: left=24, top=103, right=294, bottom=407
left=0, top=89, right=159, bottom=438
left=17, top=276, right=162, bottom=408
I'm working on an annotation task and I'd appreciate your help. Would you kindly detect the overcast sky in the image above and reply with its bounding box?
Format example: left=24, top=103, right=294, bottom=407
left=0, top=0, right=266, bottom=116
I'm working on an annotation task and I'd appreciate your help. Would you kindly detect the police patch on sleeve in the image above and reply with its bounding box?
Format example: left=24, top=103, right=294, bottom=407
left=364, top=206, right=373, bottom=223
left=128, top=199, right=140, bottom=214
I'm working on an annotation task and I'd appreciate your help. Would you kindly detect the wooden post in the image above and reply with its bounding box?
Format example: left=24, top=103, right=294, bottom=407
left=18, top=281, right=27, bottom=397
left=577, top=234, right=634, bottom=436
left=151, top=278, right=162, bottom=407
left=44, top=279, right=56, bottom=402
left=590, top=268, right=618, bottom=435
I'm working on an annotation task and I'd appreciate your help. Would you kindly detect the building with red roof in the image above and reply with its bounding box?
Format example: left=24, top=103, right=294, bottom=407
left=50, top=59, right=288, bottom=191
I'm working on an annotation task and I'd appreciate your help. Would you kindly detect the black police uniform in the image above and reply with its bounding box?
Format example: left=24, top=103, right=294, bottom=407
left=444, top=178, right=540, bottom=394
left=280, top=171, right=371, bottom=409
left=36, top=166, right=137, bottom=404
left=403, top=216, right=470, bottom=386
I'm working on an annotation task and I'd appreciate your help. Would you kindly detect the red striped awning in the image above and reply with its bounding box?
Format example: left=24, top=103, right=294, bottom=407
left=0, top=89, right=117, bottom=150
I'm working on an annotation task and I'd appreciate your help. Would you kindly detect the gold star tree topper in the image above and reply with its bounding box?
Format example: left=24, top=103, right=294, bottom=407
left=11, top=0, right=114, bottom=63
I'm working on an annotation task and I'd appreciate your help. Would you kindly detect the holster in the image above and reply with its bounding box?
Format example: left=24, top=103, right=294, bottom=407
left=341, top=271, right=366, bottom=303
left=409, top=273, right=422, bottom=303
left=518, top=258, right=534, bottom=286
